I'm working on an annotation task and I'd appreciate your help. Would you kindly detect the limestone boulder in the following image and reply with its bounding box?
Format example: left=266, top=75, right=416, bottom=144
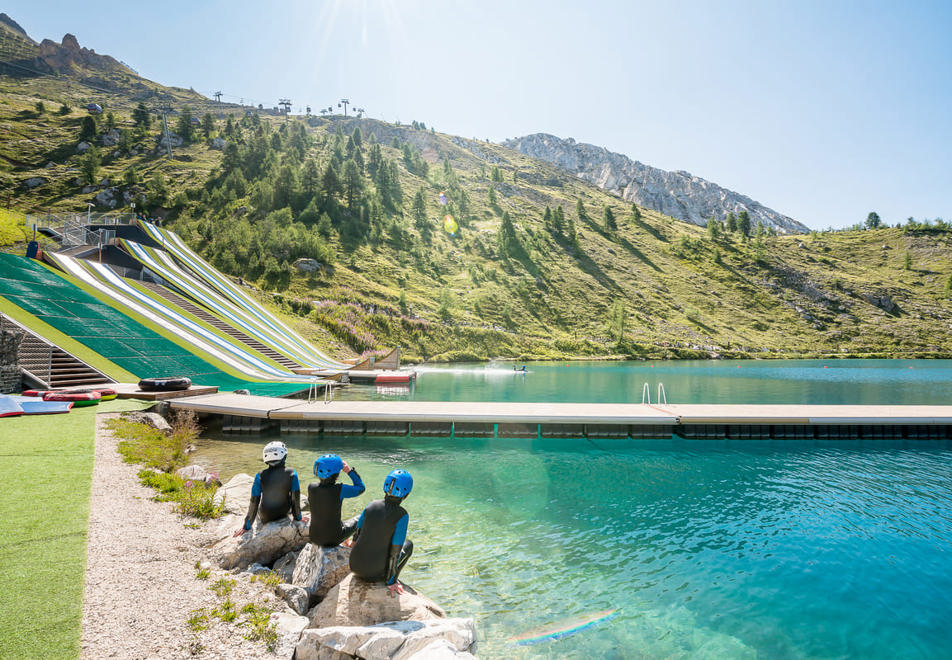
left=22, top=177, right=46, bottom=189
left=124, top=410, right=171, bottom=433
left=294, top=618, right=476, bottom=660
left=76, top=141, right=91, bottom=153
left=273, top=549, right=299, bottom=582
left=212, top=516, right=309, bottom=570
left=176, top=464, right=207, bottom=481
left=94, top=187, right=118, bottom=208
left=309, top=574, right=446, bottom=628
left=293, top=258, right=322, bottom=272
left=276, top=583, right=310, bottom=615
left=292, top=543, right=351, bottom=606
left=213, top=472, right=254, bottom=516
left=101, top=128, right=120, bottom=146
left=211, top=136, right=227, bottom=149
left=271, top=612, right=310, bottom=657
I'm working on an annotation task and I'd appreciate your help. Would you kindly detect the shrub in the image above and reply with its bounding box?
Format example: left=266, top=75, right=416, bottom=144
left=110, top=418, right=188, bottom=472
left=136, top=469, right=224, bottom=519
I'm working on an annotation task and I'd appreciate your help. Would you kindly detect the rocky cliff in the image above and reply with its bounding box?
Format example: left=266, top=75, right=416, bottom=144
left=503, top=133, right=809, bottom=234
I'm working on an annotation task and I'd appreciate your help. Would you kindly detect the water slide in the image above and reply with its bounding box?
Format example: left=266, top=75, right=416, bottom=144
left=0, top=253, right=307, bottom=396
left=45, top=252, right=318, bottom=386
left=133, top=220, right=349, bottom=370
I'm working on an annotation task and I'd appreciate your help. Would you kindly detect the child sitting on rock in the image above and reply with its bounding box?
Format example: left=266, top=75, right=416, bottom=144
left=233, top=441, right=303, bottom=537
left=308, top=453, right=366, bottom=547
left=349, top=469, right=414, bottom=595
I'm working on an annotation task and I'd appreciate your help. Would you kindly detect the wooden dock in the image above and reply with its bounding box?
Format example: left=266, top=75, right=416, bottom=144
left=167, top=394, right=952, bottom=439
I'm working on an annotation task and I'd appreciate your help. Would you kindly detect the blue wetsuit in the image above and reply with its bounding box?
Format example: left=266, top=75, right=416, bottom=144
left=243, top=462, right=302, bottom=531
left=349, top=497, right=413, bottom=585
left=308, top=469, right=365, bottom=546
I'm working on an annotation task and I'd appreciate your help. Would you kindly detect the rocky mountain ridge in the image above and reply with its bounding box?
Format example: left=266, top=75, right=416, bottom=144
left=503, top=133, right=809, bottom=234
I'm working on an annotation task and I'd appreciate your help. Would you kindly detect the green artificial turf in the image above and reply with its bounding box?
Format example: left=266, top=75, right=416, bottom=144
left=0, top=399, right=148, bottom=659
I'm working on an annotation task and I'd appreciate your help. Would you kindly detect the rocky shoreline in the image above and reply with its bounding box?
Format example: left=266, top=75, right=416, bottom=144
left=83, top=414, right=478, bottom=659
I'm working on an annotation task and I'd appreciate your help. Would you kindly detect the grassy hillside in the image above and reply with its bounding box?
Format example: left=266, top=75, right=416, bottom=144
left=1, top=60, right=951, bottom=362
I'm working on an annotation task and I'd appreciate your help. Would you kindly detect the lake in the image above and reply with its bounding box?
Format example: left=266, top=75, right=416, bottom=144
left=194, top=360, right=952, bottom=658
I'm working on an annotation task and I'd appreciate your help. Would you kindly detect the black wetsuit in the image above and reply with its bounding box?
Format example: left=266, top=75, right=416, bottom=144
left=243, top=462, right=302, bottom=531
left=349, top=497, right=413, bottom=585
left=308, top=469, right=365, bottom=546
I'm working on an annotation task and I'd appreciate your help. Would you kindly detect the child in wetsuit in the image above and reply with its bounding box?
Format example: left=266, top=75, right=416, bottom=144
left=349, top=469, right=414, bottom=594
left=308, top=454, right=365, bottom=546
left=234, top=441, right=303, bottom=536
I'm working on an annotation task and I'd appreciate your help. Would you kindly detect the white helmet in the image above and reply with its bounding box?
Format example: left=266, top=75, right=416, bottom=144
left=262, top=441, right=288, bottom=464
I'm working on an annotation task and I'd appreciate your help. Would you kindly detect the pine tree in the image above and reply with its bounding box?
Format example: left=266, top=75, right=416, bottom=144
left=498, top=211, right=517, bottom=255
left=576, top=199, right=588, bottom=222
left=738, top=210, right=752, bottom=237
left=322, top=163, right=342, bottom=200
left=603, top=205, right=617, bottom=231
left=543, top=206, right=553, bottom=229
left=79, top=147, right=100, bottom=185
left=79, top=115, right=97, bottom=141
left=707, top=218, right=720, bottom=239
left=132, top=102, right=151, bottom=130
left=491, top=166, right=503, bottom=182
left=411, top=189, right=427, bottom=229
left=726, top=212, right=738, bottom=233
left=301, top=159, right=320, bottom=196
left=202, top=113, right=215, bottom=139
left=630, top=204, right=642, bottom=224
left=865, top=211, right=882, bottom=229
left=176, top=106, right=195, bottom=144
left=553, top=205, right=565, bottom=234
left=342, top=159, right=363, bottom=207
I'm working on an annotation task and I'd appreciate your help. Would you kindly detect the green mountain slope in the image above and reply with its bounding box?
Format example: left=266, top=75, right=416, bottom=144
left=1, top=24, right=950, bottom=362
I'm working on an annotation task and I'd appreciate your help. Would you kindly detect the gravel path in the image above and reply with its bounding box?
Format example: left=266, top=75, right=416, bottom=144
left=82, top=414, right=294, bottom=659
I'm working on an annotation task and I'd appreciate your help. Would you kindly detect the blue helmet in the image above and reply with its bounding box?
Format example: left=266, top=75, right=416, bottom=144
left=384, top=469, right=413, bottom=498
left=314, top=454, right=344, bottom=479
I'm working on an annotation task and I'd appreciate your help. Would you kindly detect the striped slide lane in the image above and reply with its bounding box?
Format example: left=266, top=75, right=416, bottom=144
left=119, top=238, right=320, bottom=368
left=47, top=253, right=314, bottom=384
left=135, top=220, right=348, bottom=369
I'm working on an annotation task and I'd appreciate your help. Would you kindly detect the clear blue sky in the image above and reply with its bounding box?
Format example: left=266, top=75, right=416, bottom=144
left=7, top=0, right=951, bottom=229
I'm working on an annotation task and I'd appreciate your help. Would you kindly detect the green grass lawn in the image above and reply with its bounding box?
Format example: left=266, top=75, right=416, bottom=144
left=0, top=399, right=147, bottom=659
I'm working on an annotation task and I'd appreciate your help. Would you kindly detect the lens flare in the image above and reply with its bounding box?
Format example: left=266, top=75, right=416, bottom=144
left=443, top=214, right=458, bottom=235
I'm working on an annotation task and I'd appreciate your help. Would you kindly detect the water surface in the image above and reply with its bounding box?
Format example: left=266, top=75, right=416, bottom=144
left=195, top=360, right=952, bottom=658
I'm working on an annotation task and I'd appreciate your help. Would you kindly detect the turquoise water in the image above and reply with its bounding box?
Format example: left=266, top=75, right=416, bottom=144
left=342, top=359, right=952, bottom=405
left=195, top=360, right=952, bottom=658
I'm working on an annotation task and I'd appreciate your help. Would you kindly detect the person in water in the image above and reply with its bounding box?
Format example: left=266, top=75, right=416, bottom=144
left=349, top=469, right=414, bottom=594
left=308, top=454, right=365, bottom=547
left=233, top=441, right=303, bottom=537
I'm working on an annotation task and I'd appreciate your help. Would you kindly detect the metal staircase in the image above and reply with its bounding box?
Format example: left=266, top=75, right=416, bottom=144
left=1, top=314, right=113, bottom=388
left=138, top=281, right=303, bottom=371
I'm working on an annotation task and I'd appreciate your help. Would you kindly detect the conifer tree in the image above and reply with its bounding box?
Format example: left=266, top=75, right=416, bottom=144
left=738, top=210, right=752, bottom=237
left=726, top=212, right=738, bottom=233
left=603, top=205, right=617, bottom=231
left=576, top=199, right=588, bottom=222
left=176, top=106, right=194, bottom=144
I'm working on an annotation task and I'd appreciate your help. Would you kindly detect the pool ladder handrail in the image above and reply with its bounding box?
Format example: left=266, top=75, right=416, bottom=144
left=642, top=382, right=667, bottom=405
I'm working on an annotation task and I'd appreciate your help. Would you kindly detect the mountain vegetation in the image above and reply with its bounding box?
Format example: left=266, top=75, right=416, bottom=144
left=1, top=22, right=951, bottom=362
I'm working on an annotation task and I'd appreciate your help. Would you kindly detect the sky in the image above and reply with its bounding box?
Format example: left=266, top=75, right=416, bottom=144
left=6, top=0, right=951, bottom=230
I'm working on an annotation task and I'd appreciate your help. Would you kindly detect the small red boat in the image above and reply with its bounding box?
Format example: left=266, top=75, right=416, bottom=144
left=43, top=390, right=102, bottom=407
left=375, top=372, right=417, bottom=384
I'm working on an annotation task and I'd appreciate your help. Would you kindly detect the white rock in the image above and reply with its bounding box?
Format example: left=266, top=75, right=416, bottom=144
left=124, top=411, right=171, bottom=433
left=271, top=612, right=311, bottom=658
left=101, top=128, right=120, bottom=146
left=212, top=516, right=309, bottom=570
left=76, top=141, right=91, bottom=153
left=213, top=473, right=254, bottom=515
left=22, top=177, right=46, bottom=189
left=309, top=574, right=446, bottom=628
left=276, top=583, right=310, bottom=615
left=273, top=549, right=299, bottom=582
left=176, top=465, right=207, bottom=481
left=94, top=187, right=117, bottom=208
left=294, top=619, right=476, bottom=660
left=405, top=639, right=478, bottom=659
left=292, top=543, right=351, bottom=606
left=211, top=136, right=227, bottom=149
left=293, top=258, right=322, bottom=272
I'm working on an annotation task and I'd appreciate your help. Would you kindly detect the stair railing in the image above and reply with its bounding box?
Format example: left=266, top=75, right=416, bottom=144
left=642, top=382, right=650, bottom=405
